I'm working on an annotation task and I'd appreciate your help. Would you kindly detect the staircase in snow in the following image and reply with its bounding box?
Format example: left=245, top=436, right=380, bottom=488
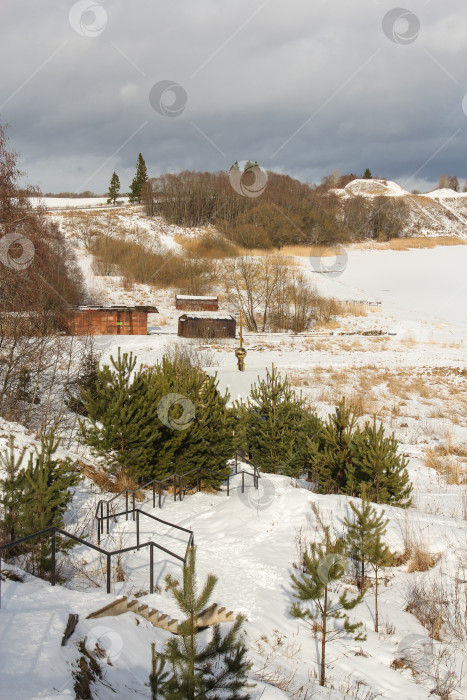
left=87, top=597, right=237, bottom=635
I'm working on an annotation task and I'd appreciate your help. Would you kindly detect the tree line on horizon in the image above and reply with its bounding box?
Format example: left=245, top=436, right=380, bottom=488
left=141, top=168, right=411, bottom=247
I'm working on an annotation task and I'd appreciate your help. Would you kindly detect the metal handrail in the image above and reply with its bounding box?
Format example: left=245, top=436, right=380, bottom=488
left=94, top=466, right=204, bottom=528
left=0, top=518, right=194, bottom=608
left=225, top=462, right=261, bottom=496
left=93, top=455, right=261, bottom=541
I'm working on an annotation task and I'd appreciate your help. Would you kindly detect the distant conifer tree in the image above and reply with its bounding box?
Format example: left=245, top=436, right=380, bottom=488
left=80, top=351, right=235, bottom=488
left=129, top=153, right=148, bottom=203
left=310, top=399, right=360, bottom=495
left=107, top=171, right=120, bottom=204
left=148, top=356, right=235, bottom=490
left=363, top=511, right=392, bottom=632
left=363, top=168, right=372, bottom=179
left=79, top=349, right=168, bottom=480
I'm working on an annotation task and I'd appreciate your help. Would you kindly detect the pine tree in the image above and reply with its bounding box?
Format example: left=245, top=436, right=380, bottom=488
left=363, top=168, right=372, bottom=179
left=301, top=410, right=324, bottom=481
left=107, top=171, right=120, bottom=205
left=128, top=153, right=148, bottom=203
left=0, top=436, right=27, bottom=543
left=80, top=351, right=236, bottom=487
left=148, top=356, right=236, bottom=490
left=149, top=643, right=170, bottom=699
left=150, top=546, right=253, bottom=699
left=310, top=399, right=360, bottom=495
left=343, top=492, right=389, bottom=592
left=66, top=344, right=100, bottom=416
left=354, top=417, right=412, bottom=506
left=364, top=512, right=392, bottom=632
left=18, top=433, right=80, bottom=576
left=290, top=527, right=366, bottom=687
left=79, top=349, right=169, bottom=481
left=243, top=365, right=309, bottom=475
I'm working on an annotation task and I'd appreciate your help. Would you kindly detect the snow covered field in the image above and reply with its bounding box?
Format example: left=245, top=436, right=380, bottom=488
left=32, top=197, right=131, bottom=210
left=1, top=206, right=466, bottom=699
left=310, top=246, right=467, bottom=331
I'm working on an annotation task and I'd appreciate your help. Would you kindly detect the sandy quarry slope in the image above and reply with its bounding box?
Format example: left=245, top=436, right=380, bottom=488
left=331, top=179, right=467, bottom=237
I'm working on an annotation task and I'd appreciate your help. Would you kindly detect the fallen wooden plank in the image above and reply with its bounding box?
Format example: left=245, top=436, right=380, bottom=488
left=61, top=613, right=79, bottom=646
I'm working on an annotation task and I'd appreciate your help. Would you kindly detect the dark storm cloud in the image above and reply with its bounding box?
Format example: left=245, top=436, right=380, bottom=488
left=1, top=0, right=467, bottom=192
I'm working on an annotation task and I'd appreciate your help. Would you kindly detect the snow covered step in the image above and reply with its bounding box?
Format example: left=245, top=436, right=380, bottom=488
left=87, top=596, right=236, bottom=634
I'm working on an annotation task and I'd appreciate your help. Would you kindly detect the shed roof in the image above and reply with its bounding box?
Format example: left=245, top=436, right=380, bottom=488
left=71, top=305, right=159, bottom=313
left=179, top=312, right=235, bottom=321
left=175, top=295, right=218, bottom=301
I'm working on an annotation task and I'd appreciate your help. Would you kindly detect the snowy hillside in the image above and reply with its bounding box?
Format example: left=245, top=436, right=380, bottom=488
left=2, top=434, right=466, bottom=699
left=332, top=179, right=467, bottom=237
left=1, top=202, right=466, bottom=699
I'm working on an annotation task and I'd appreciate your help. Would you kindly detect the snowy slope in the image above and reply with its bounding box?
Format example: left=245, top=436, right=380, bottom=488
left=1, top=205, right=467, bottom=698
left=331, top=179, right=467, bottom=237
left=1, top=463, right=466, bottom=699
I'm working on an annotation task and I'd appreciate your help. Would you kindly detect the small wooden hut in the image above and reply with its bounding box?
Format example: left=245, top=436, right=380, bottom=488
left=177, top=313, right=236, bottom=339
left=175, top=295, right=219, bottom=311
left=67, top=305, right=158, bottom=335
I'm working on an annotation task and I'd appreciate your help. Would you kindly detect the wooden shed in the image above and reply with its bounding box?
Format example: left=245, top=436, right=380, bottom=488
left=67, top=305, right=158, bottom=336
left=175, top=295, right=219, bottom=311
left=178, top=313, right=236, bottom=339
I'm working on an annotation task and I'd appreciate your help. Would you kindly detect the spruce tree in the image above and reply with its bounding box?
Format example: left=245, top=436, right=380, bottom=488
left=0, top=436, right=27, bottom=543
left=363, top=168, right=372, bottom=179
left=354, top=417, right=412, bottom=506
left=290, top=526, right=366, bottom=687
left=128, top=153, right=148, bottom=203
left=150, top=546, right=252, bottom=699
left=18, top=434, right=80, bottom=576
left=343, top=493, right=389, bottom=592
left=107, top=171, right=120, bottom=205
left=243, top=365, right=309, bottom=476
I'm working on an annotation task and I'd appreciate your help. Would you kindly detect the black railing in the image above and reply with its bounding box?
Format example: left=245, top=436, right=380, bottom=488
left=94, top=458, right=261, bottom=534
left=226, top=457, right=260, bottom=496
left=0, top=517, right=193, bottom=609
left=95, top=467, right=203, bottom=534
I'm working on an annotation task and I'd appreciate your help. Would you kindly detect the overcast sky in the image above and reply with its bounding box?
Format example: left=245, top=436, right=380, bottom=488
left=1, top=1, right=467, bottom=193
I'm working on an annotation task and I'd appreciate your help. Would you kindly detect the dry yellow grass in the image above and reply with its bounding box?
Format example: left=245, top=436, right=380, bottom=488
left=278, top=244, right=345, bottom=258
left=312, top=319, right=340, bottom=330
left=238, top=237, right=466, bottom=257
left=288, top=363, right=467, bottom=432
left=240, top=244, right=348, bottom=259
left=425, top=437, right=467, bottom=484
left=338, top=302, right=369, bottom=317
left=78, top=462, right=145, bottom=499
left=355, top=235, right=466, bottom=251
left=154, top=315, right=170, bottom=326
left=407, top=546, right=441, bottom=573
left=174, top=232, right=239, bottom=258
